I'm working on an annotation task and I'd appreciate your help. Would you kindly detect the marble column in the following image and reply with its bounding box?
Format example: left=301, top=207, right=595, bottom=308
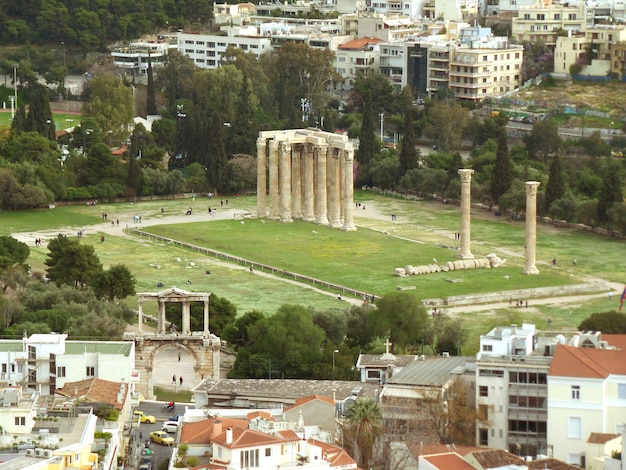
left=256, top=137, right=267, bottom=217
left=182, top=300, right=191, bottom=335
left=137, top=299, right=143, bottom=332
left=303, top=144, right=316, bottom=221
left=328, top=149, right=342, bottom=228
left=458, top=169, right=475, bottom=259
left=291, top=145, right=302, bottom=219
left=342, top=149, right=356, bottom=231
left=523, top=181, right=541, bottom=275
left=268, top=140, right=280, bottom=219
left=280, top=142, right=292, bottom=222
left=158, top=300, right=166, bottom=334
left=203, top=298, right=210, bottom=337
left=315, top=143, right=329, bottom=225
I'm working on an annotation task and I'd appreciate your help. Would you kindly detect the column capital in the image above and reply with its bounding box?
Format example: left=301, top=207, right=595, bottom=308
left=269, top=139, right=279, bottom=151
left=525, top=180, right=541, bottom=195
left=281, top=141, right=291, bottom=152
left=344, top=148, right=354, bottom=162
left=256, top=137, right=266, bottom=149
left=458, top=168, right=475, bottom=182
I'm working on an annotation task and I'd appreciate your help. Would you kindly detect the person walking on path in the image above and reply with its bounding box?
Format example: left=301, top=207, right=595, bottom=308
left=179, top=376, right=183, bottom=386
left=172, top=374, right=176, bottom=384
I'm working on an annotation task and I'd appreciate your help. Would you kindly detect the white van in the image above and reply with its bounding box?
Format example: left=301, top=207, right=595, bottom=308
left=161, top=421, right=179, bottom=433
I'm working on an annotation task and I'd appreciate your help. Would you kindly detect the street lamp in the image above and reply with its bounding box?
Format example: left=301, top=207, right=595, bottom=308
left=177, top=105, right=186, bottom=167
left=223, top=122, right=231, bottom=156
left=83, top=128, right=93, bottom=155
left=61, top=41, right=66, bottom=93
left=332, top=349, right=339, bottom=380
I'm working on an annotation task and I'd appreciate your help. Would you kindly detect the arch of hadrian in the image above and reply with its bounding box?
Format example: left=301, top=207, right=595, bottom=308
left=256, top=129, right=356, bottom=231
left=124, top=287, right=221, bottom=399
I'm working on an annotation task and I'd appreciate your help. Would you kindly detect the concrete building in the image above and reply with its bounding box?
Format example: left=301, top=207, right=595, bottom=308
left=0, top=334, right=137, bottom=397
left=547, top=333, right=626, bottom=466
left=0, top=387, right=39, bottom=435
left=335, top=37, right=384, bottom=89
left=111, top=39, right=172, bottom=76
left=512, top=3, right=589, bottom=48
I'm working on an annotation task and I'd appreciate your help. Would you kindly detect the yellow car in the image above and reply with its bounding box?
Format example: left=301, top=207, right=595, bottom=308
left=134, top=411, right=156, bottom=424
left=149, top=431, right=174, bottom=446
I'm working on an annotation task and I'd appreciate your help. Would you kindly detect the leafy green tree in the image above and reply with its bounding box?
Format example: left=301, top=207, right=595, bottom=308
left=91, top=265, right=136, bottom=302
left=544, top=154, right=565, bottom=214
left=424, top=314, right=467, bottom=355
left=226, top=155, right=257, bottom=194
left=524, top=120, right=561, bottom=162
left=349, top=72, right=396, bottom=115
left=607, top=202, right=626, bottom=234
left=368, top=292, right=429, bottom=353
left=345, top=305, right=375, bottom=349
left=24, top=83, right=55, bottom=140
left=312, top=308, right=348, bottom=346
left=85, top=142, right=119, bottom=186
left=155, top=51, right=196, bottom=106
left=579, top=311, right=626, bottom=333
left=597, top=162, right=623, bottom=225
left=151, top=117, right=177, bottom=155
left=398, top=87, right=418, bottom=175
left=221, top=310, right=265, bottom=348
left=491, top=130, right=512, bottom=207
left=549, top=192, right=578, bottom=222
left=125, top=152, right=143, bottom=197
left=44, top=234, right=102, bottom=289
left=356, top=92, right=377, bottom=168
left=576, top=199, right=599, bottom=228
left=423, top=101, right=469, bottom=152
left=82, top=73, right=134, bottom=146
left=0, top=236, right=29, bottom=272
left=574, top=166, right=602, bottom=199
left=165, top=293, right=236, bottom=336
left=343, top=398, right=383, bottom=470
left=231, top=77, right=259, bottom=155
left=11, top=105, right=27, bottom=132
left=146, top=57, right=157, bottom=115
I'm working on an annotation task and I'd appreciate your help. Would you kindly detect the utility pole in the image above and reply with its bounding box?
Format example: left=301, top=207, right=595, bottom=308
left=379, top=113, right=384, bottom=141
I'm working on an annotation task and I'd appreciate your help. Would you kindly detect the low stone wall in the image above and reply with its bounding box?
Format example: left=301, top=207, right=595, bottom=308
left=422, top=282, right=608, bottom=307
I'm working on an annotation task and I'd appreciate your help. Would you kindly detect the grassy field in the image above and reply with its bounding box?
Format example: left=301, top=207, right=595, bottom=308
left=3, top=191, right=625, bottom=346
left=0, top=110, right=80, bottom=130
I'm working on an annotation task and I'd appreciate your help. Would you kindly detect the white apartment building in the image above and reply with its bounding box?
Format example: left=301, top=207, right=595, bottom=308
left=512, top=3, right=590, bottom=47
left=335, top=37, right=383, bottom=89
left=0, top=334, right=137, bottom=396
left=0, top=387, right=39, bottom=435
left=177, top=29, right=272, bottom=69
left=484, top=0, right=540, bottom=18
left=547, top=333, right=626, bottom=467
left=111, top=40, right=172, bottom=76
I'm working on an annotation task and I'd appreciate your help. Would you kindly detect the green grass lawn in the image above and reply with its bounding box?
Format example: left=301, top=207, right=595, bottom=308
left=0, top=111, right=81, bottom=130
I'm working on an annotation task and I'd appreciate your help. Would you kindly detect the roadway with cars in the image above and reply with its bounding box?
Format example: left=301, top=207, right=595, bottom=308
left=130, top=401, right=194, bottom=469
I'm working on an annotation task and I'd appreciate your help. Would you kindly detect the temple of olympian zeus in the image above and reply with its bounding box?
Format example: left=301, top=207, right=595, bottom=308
left=457, top=170, right=541, bottom=274
left=256, top=128, right=356, bottom=231
left=124, top=287, right=221, bottom=399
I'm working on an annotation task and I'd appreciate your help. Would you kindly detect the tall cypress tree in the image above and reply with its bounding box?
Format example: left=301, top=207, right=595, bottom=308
left=398, top=87, right=418, bottom=174
left=597, top=162, right=623, bottom=225
left=490, top=130, right=512, bottom=207
left=11, top=104, right=27, bottom=132
left=544, top=154, right=565, bottom=213
left=146, top=56, right=157, bottom=116
left=25, top=83, right=55, bottom=139
left=356, top=92, right=376, bottom=167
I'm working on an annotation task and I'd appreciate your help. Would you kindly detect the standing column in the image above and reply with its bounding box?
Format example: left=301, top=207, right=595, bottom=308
left=268, top=140, right=280, bottom=219
left=280, top=142, right=293, bottom=222
left=523, top=181, right=541, bottom=275
left=342, top=148, right=356, bottom=231
left=458, top=169, right=475, bottom=260
left=303, top=144, right=316, bottom=221
left=256, top=137, right=267, bottom=217
left=203, top=296, right=211, bottom=337
left=315, top=143, right=329, bottom=225
left=158, top=300, right=166, bottom=334
left=182, top=300, right=191, bottom=335
left=137, top=299, right=144, bottom=332
left=291, top=145, right=302, bottom=219
left=328, top=149, right=342, bottom=227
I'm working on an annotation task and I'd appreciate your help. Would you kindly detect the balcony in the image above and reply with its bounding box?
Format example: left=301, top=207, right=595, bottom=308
left=451, top=70, right=493, bottom=78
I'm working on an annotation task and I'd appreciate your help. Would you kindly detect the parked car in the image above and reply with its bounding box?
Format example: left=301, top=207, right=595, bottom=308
left=134, top=410, right=156, bottom=424
left=17, top=442, right=35, bottom=451
left=162, top=421, right=179, bottom=433
left=149, top=431, right=174, bottom=446
left=168, top=413, right=183, bottom=422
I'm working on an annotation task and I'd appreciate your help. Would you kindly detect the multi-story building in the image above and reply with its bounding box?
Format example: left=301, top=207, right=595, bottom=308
left=335, top=37, right=383, bottom=89
left=111, top=39, right=173, bottom=76
left=512, top=3, right=589, bottom=48
left=547, top=333, right=626, bottom=466
left=0, top=387, right=39, bottom=435
left=0, top=334, right=137, bottom=397
left=475, top=323, right=558, bottom=457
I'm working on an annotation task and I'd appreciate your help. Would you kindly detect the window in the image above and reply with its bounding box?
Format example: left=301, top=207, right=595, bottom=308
left=479, top=428, right=488, bottom=446
left=86, top=366, right=95, bottom=377
left=1, top=364, right=5, bottom=373
left=537, top=14, right=545, bottom=20
left=479, top=404, right=489, bottom=420
left=555, top=13, right=560, bottom=19
left=479, top=386, right=489, bottom=397
left=482, top=344, right=493, bottom=352
left=265, top=448, right=271, bottom=457
left=524, top=13, right=530, bottom=19
left=571, top=385, right=580, bottom=400
left=568, top=416, right=582, bottom=438
left=15, top=416, right=25, bottom=426
left=57, top=366, right=66, bottom=378
left=569, top=13, right=577, bottom=20
left=28, top=346, right=36, bottom=359
left=479, top=369, right=504, bottom=377
left=618, top=384, right=626, bottom=399
left=240, top=449, right=259, bottom=468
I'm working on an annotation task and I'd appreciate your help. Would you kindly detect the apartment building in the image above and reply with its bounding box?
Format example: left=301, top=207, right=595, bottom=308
left=335, top=37, right=384, bottom=89
left=547, top=333, right=626, bottom=466
left=111, top=39, right=172, bottom=76
left=512, top=3, right=589, bottom=48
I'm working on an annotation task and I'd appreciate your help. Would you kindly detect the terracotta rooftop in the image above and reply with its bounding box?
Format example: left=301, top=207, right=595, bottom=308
left=55, top=378, right=126, bottom=410
left=603, top=334, right=626, bottom=350
left=338, top=37, right=383, bottom=50
left=284, top=394, right=335, bottom=412
left=587, top=432, right=620, bottom=444
left=422, top=452, right=477, bottom=470
left=179, top=417, right=247, bottom=445
left=549, top=344, right=626, bottom=378
left=213, top=425, right=299, bottom=449
left=246, top=410, right=273, bottom=421
left=469, top=448, right=526, bottom=468
left=527, top=458, right=580, bottom=470
left=307, top=438, right=358, bottom=468
left=408, top=442, right=481, bottom=459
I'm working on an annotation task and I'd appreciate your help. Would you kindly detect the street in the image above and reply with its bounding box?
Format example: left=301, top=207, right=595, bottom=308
left=130, top=401, right=195, bottom=469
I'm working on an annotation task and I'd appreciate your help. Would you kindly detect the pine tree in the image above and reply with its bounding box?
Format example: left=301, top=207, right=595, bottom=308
left=126, top=152, right=143, bottom=197
left=544, top=154, right=565, bottom=213
left=232, top=77, right=257, bottom=155
left=25, top=83, right=55, bottom=140
left=490, top=130, right=512, bottom=207
left=398, top=87, right=418, bottom=174
left=11, top=105, right=27, bottom=132
left=146, top=56, right=157, bottom=115
left=356, top=92, right=377, bottom=167
left=597, top=162, right=623, bottom=225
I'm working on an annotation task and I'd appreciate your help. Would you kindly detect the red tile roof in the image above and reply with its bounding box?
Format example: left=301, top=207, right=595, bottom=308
left=307, top=438, right=358, bottom=468
left=408, top=442, right=482, bottom=459
left=278, top=430, right=300, bottom=441
left=213, top=426, right=291, bottom=449
left=587, top=432, right=620, bottom=444
left=527, top=458, right=580, bottom=470
left=179, top=417, right=248, bottom=445
left=284, top=395, right=335, bottom=412
left=602, top=334, right=626, bottom=350
left=469, top=449, right=526, bottom=468
left=246, top=410, right=273, bottom=421
left=338, top=37, right=383, bottom=50
left=55, top=378, right=126, bottom=410
left=422, top=452, right=476, bottom=470
left=549, top=345, right=626, bottom=378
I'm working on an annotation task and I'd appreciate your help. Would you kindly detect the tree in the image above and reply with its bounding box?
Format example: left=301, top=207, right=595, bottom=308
left=398, top=87, right=418, bottom=174
left=82, top=73, right=134, bottom=146
left=0, top=236, right=30, bottom=272
left=343, top=398, right=383, bottom=470
left=524, top=120, right=561, bottom=162
left=91, top=264, right=136, bottom=302
left=155, top=50, right=196, bottom=106
left=44, top=234, right=102, bottom=288
left=490, top=130, right=512, bottom=207
left=424, top=314, right=467, bottom=355
left=146, top=56, right=157, bottom=116
left=356, top=92, right=377, bottom=168
left=423, top=102, right=469, bottom=152
left=544, top=154, right=565, bottom=214
left=597, top=162, right=623, bottom=226
left=221, top=310, right=265, bottom=348
left=24, top=83, right=55, bottom=140
left=368, top=292, right=430, bottom=353
left=578, top=311, right=626, bottom=333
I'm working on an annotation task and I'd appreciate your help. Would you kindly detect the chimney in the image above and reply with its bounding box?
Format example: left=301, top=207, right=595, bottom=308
left=226, top=427, right=233, bottom=445
left=213, top=419, right=222, bottom=438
